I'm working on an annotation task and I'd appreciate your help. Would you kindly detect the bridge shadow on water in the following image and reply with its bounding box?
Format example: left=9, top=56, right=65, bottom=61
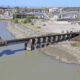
left=0, top=48, right=25, bottom=57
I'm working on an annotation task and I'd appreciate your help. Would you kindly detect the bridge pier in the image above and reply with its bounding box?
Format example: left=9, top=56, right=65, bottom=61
left=36, top=37, right=46, bottom=48
left=24, top=42, right=27, bottom=50
left=58, top=35, right=62, bottom=41
left=31, top=38, right=35, bottom=50
left=66, top=34, right=71, bottom=40
left=36, top=37, right=41, bottom=48
left=48, top=36, right=55, bottom=44
left=55, top=35, right=59, bottom=42
left=71, top=33, right=79, bottom=38
left=52, top=36, right=56, bottom=43
left=45, top=37, right=49, bottom=46
left=37, top=37, right=45, bottom=48
left=48, top=36, right=51, bottom=43
left=55, top=35, right=63, bottom=43
left=62, top=34, right=67, bottom=40
left=41, top=37, right=46, bottom=47
left=61, top=33, right=74, bottom=41
left=51, top=36, right=55, bottom=44
left=50, top=36, right=53, bottom=43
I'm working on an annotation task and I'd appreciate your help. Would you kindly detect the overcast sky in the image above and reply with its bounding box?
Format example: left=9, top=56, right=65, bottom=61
left=0, top=0, right=80, bottom=7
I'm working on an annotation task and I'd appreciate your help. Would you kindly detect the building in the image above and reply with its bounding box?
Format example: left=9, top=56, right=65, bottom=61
left=0, top=7, right=5, bottom=14
left=57, top=12, right=78, bottom=21
left=14, top=12, right=48, bottom=19
left=14, top=12, right=34, bottom=18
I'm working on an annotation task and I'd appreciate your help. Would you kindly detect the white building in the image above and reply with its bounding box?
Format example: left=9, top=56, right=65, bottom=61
left=49, top=8, right=58, bottom=13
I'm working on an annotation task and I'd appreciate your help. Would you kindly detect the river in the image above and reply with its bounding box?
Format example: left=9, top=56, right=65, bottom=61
left=0, top=21, right=80, bottom=80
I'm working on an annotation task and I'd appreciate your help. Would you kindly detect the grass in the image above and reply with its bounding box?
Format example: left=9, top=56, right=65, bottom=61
left=11, top=18, right=42, bottom=32
left=21, top=22, right=41, bottom=32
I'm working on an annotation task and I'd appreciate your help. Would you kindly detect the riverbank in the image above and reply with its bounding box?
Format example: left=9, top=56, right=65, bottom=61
left=41, top=44, right=80, bottom=65
left=7, top=21, right=80, bottom=65
left=7, top=22, right=27, bottom=39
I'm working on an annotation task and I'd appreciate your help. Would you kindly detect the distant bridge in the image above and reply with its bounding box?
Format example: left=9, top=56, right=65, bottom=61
left=0, top=32, right=80, bottom=50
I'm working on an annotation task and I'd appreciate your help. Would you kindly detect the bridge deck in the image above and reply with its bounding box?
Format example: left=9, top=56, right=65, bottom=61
left=0, top=32, right=80, bottom=50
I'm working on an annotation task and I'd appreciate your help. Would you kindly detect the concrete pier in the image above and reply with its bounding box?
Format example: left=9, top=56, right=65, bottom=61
left=24, top=42, right=27, bottom=50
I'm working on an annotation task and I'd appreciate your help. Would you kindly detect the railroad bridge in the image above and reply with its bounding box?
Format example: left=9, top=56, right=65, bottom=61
left=0, top=32, right=80, bottom=51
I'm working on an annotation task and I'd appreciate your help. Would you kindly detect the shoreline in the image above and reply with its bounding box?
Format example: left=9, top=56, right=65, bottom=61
left=6, top=22, right=27, bottom=39
left=39, top=49, right=80, bottom=66
left=7, top=21, right=80, bottom=65
left=40, top=45, right=80, bottom=65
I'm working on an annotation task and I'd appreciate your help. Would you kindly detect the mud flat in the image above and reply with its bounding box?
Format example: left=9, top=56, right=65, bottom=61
left=6, top=22, right=28, bottom=39
left=41, top=44, right=80, bottom=65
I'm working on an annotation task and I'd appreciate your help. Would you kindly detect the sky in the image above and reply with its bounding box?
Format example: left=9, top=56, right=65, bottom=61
left=0, top=0, right=80, bottom=7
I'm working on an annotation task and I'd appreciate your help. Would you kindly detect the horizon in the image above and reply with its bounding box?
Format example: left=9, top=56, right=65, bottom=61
left=0, top=0, right=80, bottom=8
left=1, top=6, right=80, bottom=8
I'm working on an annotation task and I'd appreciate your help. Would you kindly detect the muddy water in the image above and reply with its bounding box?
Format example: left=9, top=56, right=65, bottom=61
left=0, top=21, right=80, bottom=80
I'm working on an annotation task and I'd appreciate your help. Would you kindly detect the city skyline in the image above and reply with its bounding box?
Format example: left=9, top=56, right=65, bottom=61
left=0, top=0, right=80, bottom=7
